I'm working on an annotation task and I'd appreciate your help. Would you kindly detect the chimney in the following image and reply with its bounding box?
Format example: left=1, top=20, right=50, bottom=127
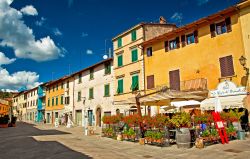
left=159, top=16, right=167, bottom=24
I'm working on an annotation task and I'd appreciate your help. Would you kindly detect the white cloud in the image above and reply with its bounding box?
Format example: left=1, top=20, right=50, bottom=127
left=86, top=49, right=93, bottom=55
left=20, top=5, right=38, bottom=16
left=0, top=0, right=64, bottom=62
left=81, top=32, right=88, bottom=38
left=0, top=67, right=41, bottom=91
left=171, top=12, right=183, bottom=21
left=0, top=52, right=16, bottom=66
left=53, top=28, right=63, bottom=36
left=197, top=0, right=209, bottom=6
left=35, top=17, right=46, bottom=26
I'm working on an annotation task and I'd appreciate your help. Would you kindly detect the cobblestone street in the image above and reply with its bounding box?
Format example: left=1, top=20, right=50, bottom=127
left=1, top=122, right=249, bottom=159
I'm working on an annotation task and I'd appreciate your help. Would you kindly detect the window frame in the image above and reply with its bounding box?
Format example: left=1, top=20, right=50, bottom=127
left=117, top=54, right=123, bottom=67
left=104, top=84, right=110, bottom=97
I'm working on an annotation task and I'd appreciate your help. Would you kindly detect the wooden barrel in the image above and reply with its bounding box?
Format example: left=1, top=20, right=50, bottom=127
left=176, top=128, right=191, bottom=149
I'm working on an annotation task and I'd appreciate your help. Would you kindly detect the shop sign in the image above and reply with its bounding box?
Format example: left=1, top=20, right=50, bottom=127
left=210, top=81, right=246, bottom=97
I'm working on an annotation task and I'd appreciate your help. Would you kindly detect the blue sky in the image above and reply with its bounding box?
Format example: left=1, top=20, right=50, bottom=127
left=0, top=0, right=239, bottom=91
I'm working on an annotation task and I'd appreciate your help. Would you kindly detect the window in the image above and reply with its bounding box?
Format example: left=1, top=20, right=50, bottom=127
left=169, top=39, right=177, bottom=50
left=210, top=17, right=231, bottom=38
left=216, top=21, right=227, bottom=35
left=53, top=86, right=55, bottom=92
left=219, top=55, right=235, bottom=77
left=78, top=73, right=82, bottom=83
left=117, top=79, right=124, bottom=94
left=131, top=30, right=137, bottom=41
left=78, top=91, right=81, bottom=101
left=61, top=82, right=64, bottom=89
left=131, top=75, right=139, bottom=91
left=104, top=111, right=111, bottom=116
left=90, top=68, right=94, bottom=80
left=169, top=69, right=180, bottom=91
left=131, top=49, right=138, bottom=62
left=65, top=97, right=70, bottom=105
left=61, top=95, right=64, bottom=105
left=52, top=97, right=54, bottom=106
left=117, top=37, right=122, bottom=48
left=147, top=75, right=155, bottom=89
left=117, top=55, right=123, bottom=67
left=56, top=97, right=58, bottom=105
left=186, top=33, right=195, bottom=45
left=56, top=84, right=58, bottom=90
left=104, top=84, right=110, bottom=97
left=104, top=62, right=111, bottom=75
left=89, top=88, right=94, bottom=99
left=147, top=47, right=152, bottom=57
left=66, top=81, right=69, bottom=88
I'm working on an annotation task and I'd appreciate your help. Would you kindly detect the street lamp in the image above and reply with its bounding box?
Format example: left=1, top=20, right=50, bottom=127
left=239, top=55, right=249, bottom=75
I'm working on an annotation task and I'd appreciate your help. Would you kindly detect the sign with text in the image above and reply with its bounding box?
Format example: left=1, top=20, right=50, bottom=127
left=210, top=81, right=246, bottom=97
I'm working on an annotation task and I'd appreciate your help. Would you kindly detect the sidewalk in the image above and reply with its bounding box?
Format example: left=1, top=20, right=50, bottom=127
left=31, top=122, right=250, bottom=159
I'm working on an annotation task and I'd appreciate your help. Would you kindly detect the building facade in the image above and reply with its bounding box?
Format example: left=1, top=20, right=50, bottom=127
left=142, top=2, right=250, bottom=113
left=112, top=20, right=176, bottom=115
left=0, top=99, right=10, bottom=116
left=37, top=84, right=46, bottom=122
left=72, top=58, right=114, bottom=128
left=25, top=88, right=38, bottom=122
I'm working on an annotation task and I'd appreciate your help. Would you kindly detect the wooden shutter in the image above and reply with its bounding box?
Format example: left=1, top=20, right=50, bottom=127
left=219, top=55, right=235, bottom=77
left=132, top=49, right=138, bottom=62
left=169, top=70, right=180, bottom=91
left=164, top=41, right=169, bottom=52
left=225, top=17, right=232, bottom=32
left=194, top=30, right=198, bottom=43
left=181, top=35, right=186, bottom=47
left=176, top=37, right=180, bottom=48
left=147, top=75, right=155, bottom=89
left=210, top=24, right=216, bottom=38
left=118, top=79, right=123, bottom=94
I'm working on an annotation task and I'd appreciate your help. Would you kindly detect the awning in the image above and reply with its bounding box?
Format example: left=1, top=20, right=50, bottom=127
left=200, top=95, right=247, bottom=111
left=139, top=90, right=207, bottom=106
left=171, top=100, right=201, bottom=108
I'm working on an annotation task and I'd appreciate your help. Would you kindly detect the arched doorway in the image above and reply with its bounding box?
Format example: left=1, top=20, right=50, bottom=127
left=116, top=109, right=120, bottom=115
left=96, top=108, right=101, bottom=127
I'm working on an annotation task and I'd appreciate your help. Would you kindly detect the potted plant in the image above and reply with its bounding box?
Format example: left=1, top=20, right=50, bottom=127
left=127, top=128, right=136, bottom=140
left=201, top=129, right=210, bottom=142
left=210, top=128, right=219, bottom=142
left=226, top=124, right=237, bottom=139
left=0, top=115, right=9, bottom=128
left=145, top=130, right=153, bottom=143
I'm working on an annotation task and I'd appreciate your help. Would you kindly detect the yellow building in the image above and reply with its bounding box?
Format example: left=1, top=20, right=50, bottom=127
left=45, top=76, right=71, bottom=124
left=112, top=19, right=176, bottom=115
left=0, top=99, right=10, bottom=116
left=141, top=1, right=250, bottom=113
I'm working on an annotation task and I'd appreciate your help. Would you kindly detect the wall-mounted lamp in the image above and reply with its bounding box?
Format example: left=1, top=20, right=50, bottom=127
left=239, top=55, right=249, bottom=76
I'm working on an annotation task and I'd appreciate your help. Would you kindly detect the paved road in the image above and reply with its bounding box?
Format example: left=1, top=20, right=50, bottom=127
left=1, top=122, right=250, bottom=159
left=0, top=122, right=91, bottom=159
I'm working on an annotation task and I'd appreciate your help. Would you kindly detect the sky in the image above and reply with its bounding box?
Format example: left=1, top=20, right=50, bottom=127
left=0, top=0, right=239, bottom=91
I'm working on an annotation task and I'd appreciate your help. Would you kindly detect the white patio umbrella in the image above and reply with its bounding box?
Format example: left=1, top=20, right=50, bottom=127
left=214, top=95, right=223, bottom=113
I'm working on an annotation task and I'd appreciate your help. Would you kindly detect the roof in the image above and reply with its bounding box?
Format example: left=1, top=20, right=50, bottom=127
left=45, top=75, right=71, bottom=87
left=112, top=23, right=177, bottom=41
left=141, top=5, right=238, bottom=46
left=70, top=58, right=113, bottom=77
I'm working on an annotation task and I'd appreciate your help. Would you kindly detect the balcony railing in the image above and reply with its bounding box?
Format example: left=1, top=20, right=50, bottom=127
left=155, top=78, right=207, bottom=92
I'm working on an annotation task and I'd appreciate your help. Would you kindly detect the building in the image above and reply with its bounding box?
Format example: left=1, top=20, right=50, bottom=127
left=37, top=83, right=47, bottom=122
left=141, top=1, right=250, bottom=114
left=72, top=58, right=114, bottom=128
left=25, top=87, right=39, bottom=122
left=13, top=91, right=26, bottom=121
left=45, top=76, right=73, bottom=124
left=112, top=19, right=176, bottom=115
left=0, top=99, right=11, bottom=116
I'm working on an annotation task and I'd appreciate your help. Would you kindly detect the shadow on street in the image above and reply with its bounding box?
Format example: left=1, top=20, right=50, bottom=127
left=0, top=122, right=92, bottom=159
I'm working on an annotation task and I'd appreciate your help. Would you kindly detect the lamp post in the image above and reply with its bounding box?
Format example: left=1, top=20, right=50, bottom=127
left=239, top=55, right=249, bottom=76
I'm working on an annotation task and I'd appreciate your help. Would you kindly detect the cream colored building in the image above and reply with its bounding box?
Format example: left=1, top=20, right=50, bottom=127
left=112, top=19, right=176, bottom=115
left=25, top=87, right=38, bottom=122
left=72, top=58, right=114, bottom=128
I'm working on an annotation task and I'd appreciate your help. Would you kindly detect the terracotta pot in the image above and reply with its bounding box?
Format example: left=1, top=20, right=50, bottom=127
left=0, top=124, right=8, bottom=128
left=139, top=138, right=145, bottom=145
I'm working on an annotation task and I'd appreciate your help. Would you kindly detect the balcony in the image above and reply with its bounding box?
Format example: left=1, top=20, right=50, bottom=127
left=38, top=91, right=46, bottom=98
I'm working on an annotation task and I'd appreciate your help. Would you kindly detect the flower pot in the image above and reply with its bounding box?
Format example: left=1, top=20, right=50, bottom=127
left=0, top=124, right=8, bottom=128
left=139, top=138, right=145, bottom=145
left=117, top=134, right=122, bottom=141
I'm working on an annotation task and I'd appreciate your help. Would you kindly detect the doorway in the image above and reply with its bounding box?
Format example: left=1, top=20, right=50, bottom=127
left=76, top=110, right=82, bottom=126
left=88, top=110, right=93, bottom=126
left=96, top=108, right=101, bottom=127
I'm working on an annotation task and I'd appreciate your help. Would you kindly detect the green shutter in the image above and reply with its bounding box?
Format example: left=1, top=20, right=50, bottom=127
left=117, top=79, right=123, bottom=94
left=52, top=98, right=54, bottom=106
left=131, top=30, right=137, bottom=41
left=89, top=88, right=94, bottom=99
left=48, top=99, right=50, bottom=106
left=56, top=97, right=58, bottom=105
left=61, top=96, right=63, bottom=105
left=131, top=75, right=139, bottom=91
left=118, top=38, right=122, bottom=48
left=118, top=55, right=123, bottom=67
left=132, top=49, right=138, bottom=62
left=104, top=84, right=110, bottom=96
left=90, top=69, right=94, bottom=79
left=105, top=63, right=111, bottom=74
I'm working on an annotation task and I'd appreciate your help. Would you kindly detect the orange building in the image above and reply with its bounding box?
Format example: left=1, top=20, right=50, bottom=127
left=0, top=99, right=11, bottom=116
